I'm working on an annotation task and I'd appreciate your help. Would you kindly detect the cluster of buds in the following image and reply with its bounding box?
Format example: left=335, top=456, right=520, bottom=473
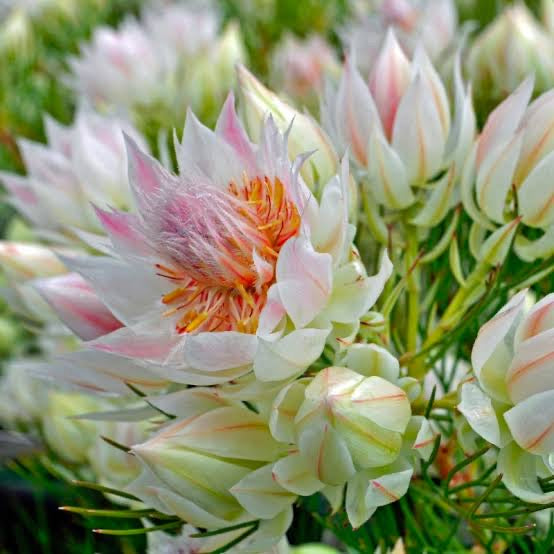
left=68, top=3, right=246, bottom=126
left=458, top=291, right=554, bottom=503
left=323, top=29, right=475, bottom=229
left=125, top=344, right=434, bottom=543
left=462, top=77, right=554, bottom=262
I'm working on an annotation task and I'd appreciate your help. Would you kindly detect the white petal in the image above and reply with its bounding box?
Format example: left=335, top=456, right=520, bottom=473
left=272, top=452, right=324, bottom=495
left=457, top=382, right=508, bottom=447
left=276, top=236, right=332, bottom=328
left=515, top=293, right=554, bottom=343
left=342, top=343, right=400, bottom=381
left=504, top=390, right=554, bottom=455
left=391, top=73, right=444, bottom=184
left=34, top=273, right=121, bottom=341
left=367, top=126, right=414, bottom=210
left=335, top=58, right=379, bottom=166
left=254, top=327, right=329, bottom=382
left=298, top=422, right=356, bottom=485
left=518, top=151, right=554, bottom=228
left=60, top=255, right=169, bottom=326
left=182, top=332, right=257, bottom=372
left=476, top=77, right=533, bottom=168
left=476, top=133, right=522, bottom=224
left=351, top=376, right=411, bottom=433
left=471, top=290, right=526, bottom=401
left=230, top=464, right=296, bottom=520
left=324, top=251, right=392, bottom=323
left=498, top=441, right=554, bottom=504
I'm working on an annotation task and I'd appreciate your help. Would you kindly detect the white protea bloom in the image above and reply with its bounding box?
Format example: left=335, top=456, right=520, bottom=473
left=47, top=95, right=391, bottom=390
left=458, top=291, right=554, bottom=503
left=0, top=109, right=147, bottom=244
left=271, top=34, right=340, bottom=107
left=462, top=77, right=554, bottom=261
left=268, top=346, right=435, bottom=528
left=344, top=0, right=457, bottom=76
left=467, top=4, right=554, bottom=99
left=68, top=19, right=167, bottom=109
left=323, top=32, right=475, bottom=224
left=68, top=4, right=246, bottom=125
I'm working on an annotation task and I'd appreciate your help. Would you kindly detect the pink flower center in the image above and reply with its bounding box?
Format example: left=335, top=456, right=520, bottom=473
left=156, top=176, right=300, bottom=334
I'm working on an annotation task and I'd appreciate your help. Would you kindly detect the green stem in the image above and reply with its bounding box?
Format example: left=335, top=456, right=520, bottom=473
left=405, top=224, right=420, bottom=354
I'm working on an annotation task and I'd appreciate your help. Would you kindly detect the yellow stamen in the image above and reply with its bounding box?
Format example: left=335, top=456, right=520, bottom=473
left=236, top=282, right=255, bottom=309
left=185, top=312, right=209, bottom=332
left=162, top=287, right=188, bottom=304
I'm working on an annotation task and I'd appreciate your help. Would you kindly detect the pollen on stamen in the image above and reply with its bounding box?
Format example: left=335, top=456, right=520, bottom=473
left=156, top=175, right=300, bottom=335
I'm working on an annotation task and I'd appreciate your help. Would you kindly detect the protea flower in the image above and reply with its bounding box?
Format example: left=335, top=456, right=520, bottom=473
left=467, top=4, right=554, bottom=101
left=0, top=109, right=147, bottom=244
left=458, top=291, right=554, bottom=503
left=68, top=19, right=166, bottom=110
left=345, top=0, right=457, bottom=76
left=49, top=95, right=391, bottom=390
left=323, top=32, right=475, bottom=225
left=68, top=5, right=246, bottom=126
left=462, top=77, right=554, bottom=261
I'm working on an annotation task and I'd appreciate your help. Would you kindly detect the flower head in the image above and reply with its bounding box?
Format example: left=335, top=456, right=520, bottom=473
left=68, top=19, right=166, bottom=109
left=268, top=345, right=435, bottom=528
left=0, top=109, right=147, bottom=243
left=458, top=291, right=554, bottom=503
left=51, top=95, right=391, bottom=390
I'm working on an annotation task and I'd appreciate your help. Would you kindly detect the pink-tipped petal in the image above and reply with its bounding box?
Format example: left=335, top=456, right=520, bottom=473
left=336, top=58, right=380, bottom=166
left=215, top=92, right=257, bottom=172
left=476, top=77, right=533, bottom=168
left=369, top=29, right=411, bottom=140
left=35, top=273, right=122, bottom=341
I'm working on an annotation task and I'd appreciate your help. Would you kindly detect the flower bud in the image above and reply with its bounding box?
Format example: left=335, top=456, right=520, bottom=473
left=468, top=4, right=554, bottom=98
left=294, top=367, right=411, bottom=482
left=237, top=64, right=338, bottom=191
left=130, top=401, right=287, bottom=527
left=41, top=392, right=101, bottom=463
left=88, top=420, right=147, bottom=493
left=271, top=34, right=340, bottom=109
left=458, top=291, right=554, bottom=503
left=463, top=78, right=554, bottom=259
